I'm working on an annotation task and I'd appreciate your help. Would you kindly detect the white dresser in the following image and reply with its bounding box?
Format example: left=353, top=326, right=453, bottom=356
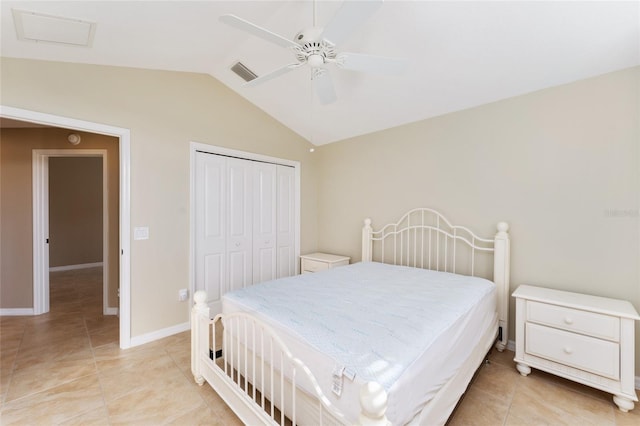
left=513, top=285, right=639, bottom=412
left=300, top=252, right=350, bottom=274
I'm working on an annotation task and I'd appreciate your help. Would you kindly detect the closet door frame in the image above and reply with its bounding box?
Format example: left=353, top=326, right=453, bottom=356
left=189, top=142, right=300, bottom=307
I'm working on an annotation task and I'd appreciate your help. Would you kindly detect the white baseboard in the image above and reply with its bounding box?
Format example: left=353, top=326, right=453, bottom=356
left=129, top=321, right=190, bottom=348
left=0, top=308, right=35, bottom=316
left=1, top=306, right=118, bottom=317
left=50, top=262, right=103, bottom=272
left=506, top=339, right=640, bottom=390
left=104, top=307, right=118, bottom=316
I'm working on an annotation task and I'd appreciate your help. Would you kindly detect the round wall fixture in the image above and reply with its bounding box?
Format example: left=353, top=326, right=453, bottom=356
left=67, top=133, right=81, bottom=145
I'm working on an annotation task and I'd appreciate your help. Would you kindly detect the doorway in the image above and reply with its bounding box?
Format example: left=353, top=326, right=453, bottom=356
left=0, top=105, right=132, bottom=349
left=33, top=151, right=109, bottom=316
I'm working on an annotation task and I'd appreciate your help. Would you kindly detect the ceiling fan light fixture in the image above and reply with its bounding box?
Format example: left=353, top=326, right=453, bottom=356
left=307, top=54, right=324, bottom=68
left=219, top=0, right=401, bottom=105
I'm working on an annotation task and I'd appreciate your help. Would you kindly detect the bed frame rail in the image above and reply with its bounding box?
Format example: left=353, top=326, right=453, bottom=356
left=191, top=291, right=391, bottom=426
left=362, top=208, right=510, bottom=350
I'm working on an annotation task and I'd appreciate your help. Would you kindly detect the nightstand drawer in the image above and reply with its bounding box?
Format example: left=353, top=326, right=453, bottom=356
left=513, top=284, right=639, bottom=411
left=301, top=259, right=329, bottom=273
left=527, top=300, right=620, bottom=341
left=526, top=322, right=619, bottom=380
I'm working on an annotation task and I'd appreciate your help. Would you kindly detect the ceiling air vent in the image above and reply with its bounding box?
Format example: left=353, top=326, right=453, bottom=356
left=12, top=9, right=96, bottom=47
left=230, top=62, right=258, bottom=83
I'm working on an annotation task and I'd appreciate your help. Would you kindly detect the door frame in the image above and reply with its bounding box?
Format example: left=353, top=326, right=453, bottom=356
left=33, top=150, right=110, bottom=315
left=189, top=142, right=301, bottom=310
left=0, top=105, right=132, bottom=349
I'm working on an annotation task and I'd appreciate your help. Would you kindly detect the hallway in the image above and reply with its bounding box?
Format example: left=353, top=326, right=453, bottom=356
left=0, top=267, right=241, bottom=425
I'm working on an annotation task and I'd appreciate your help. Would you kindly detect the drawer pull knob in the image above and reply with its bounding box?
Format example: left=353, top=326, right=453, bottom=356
left=564, top=317, right=574, bottom=325
left=563, top=347, right=573, bottom=355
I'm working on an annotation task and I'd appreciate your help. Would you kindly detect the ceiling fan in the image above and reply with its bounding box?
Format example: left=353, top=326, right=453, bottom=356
left=220, top=0, right=407, bottom=104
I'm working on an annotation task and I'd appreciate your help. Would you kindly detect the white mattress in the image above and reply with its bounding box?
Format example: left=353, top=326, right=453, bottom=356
left=223, top=262, right=497, bottom=425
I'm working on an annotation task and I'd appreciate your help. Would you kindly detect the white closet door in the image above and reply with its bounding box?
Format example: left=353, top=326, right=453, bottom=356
left=252, top=162, right=277, bottom=284
left=226, top=157, right=253, bottom=292
left=276, top=165, right=296, bottom=278
left=195, top=148, right=298, bottom=314
left=195, top=152, right=226, bottom=314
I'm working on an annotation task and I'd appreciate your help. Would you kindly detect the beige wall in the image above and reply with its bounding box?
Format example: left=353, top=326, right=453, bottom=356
left=316, top=66, right=640, bottom=370
left=0, top=58, right=318, bottom=337
left=0, top=128, right=119, bottom=309
left=3, top=56, right=637, bottom=370
left=49, top=157, right=103, bottom=267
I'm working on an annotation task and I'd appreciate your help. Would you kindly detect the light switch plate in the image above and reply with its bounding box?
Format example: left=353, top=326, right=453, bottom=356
left=134, top=226, right=149, bottom=240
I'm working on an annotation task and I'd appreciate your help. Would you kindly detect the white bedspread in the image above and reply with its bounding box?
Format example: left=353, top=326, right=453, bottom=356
left=223, top=261, right=496, bottom=425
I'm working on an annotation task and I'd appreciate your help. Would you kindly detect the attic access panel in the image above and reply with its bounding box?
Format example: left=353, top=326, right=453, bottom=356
left=12, top=9, right=96, bottom=47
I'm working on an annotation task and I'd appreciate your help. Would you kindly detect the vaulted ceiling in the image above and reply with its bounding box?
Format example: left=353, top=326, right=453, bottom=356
left=1, top=1, right=638, bottom=145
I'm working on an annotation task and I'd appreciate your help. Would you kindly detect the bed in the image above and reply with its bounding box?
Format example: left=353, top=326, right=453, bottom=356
left=191, top=208, right=510, bottom=425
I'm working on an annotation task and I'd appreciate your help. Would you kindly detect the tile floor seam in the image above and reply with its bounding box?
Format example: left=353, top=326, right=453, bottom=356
left=3, top=369, right=99, bottom=405
left=1, top=321, right=26, bottom=407
left=85, top=313, right=112, bottom=426
left=502, top=370, right=518, bottom=426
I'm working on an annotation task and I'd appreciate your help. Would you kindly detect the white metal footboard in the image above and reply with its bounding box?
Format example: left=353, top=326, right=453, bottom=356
left=191, top=291, right=390, bottom=426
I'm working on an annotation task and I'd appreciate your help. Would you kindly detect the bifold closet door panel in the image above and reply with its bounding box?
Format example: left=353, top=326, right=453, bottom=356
left=194, top=152, right=226, bottom=314
left=252, top=162, right=277, bottom=284
left=195, top=151, right=297, bottom=315
left=227, top=157, right=253, bottom=292
left=277, top=165, right=296, bottom=278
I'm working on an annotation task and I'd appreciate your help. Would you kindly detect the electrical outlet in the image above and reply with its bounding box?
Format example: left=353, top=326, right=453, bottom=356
left=178, top=288, right=188, bottom=302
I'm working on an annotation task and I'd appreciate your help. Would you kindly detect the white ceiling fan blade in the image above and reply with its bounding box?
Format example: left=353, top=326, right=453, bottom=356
left=337, top=52, right=408, bottom=75
left=320, top=0, right=383, bottom=46
left=244, top=63, right=303, bottom=87
left=312, top=69, right=337, bottom=105
left=219, top=14, right=299, bottom=49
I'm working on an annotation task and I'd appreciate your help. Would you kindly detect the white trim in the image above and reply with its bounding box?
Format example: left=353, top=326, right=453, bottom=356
left=130, top=321, right=190, bottom=348
left=191, top=142, right=301, bottom=169
left=33, top=149, right=109, bottom=317
left=32, top=151, right=49, bottom=314
left=49, top=262, right=103, bottom=272
left=105, top=307, right=118, bottom=316
left=188, top=142, right=302, bottom=312
left=1, top=105, right=132, bottom=349
left=0, top=308, right=35, bottom=316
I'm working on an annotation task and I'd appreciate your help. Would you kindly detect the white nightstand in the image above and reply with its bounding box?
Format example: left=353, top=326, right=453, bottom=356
left=513, top=285, right=640, bottom=412
left=300, top=252, right=350, bottom=274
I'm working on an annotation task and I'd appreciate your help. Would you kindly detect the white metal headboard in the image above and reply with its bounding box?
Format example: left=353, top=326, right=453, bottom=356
left=361, top=208, right=511, bottom=350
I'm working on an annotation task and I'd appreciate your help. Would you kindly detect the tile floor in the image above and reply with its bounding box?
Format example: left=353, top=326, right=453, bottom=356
left=1, top=267, right=639, bottom=425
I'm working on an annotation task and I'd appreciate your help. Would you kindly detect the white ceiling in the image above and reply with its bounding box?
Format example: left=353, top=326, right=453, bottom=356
left=1, top=1, right=639, bottom=145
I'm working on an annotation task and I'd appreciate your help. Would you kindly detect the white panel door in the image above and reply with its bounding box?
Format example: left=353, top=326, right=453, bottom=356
left=195, top=152, right=226, bottom=314
left=276, top=165, right=296, bottom=278
left=252, top=162, right=277, bottom=284
left=194, top=147, right=298, bottom=314
left=226, top=157, right=253, bottom=292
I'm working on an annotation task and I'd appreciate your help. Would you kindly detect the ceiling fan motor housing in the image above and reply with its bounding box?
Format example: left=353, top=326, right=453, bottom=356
left=294, top=27, right=336, bottom=66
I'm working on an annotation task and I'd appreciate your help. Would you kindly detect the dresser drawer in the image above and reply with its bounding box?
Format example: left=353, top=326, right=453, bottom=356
left=301, top=258, right=329, bottom=273
left=527, top=300, right=620, bottom=341
left=526, top=322, right=619, bottom=380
